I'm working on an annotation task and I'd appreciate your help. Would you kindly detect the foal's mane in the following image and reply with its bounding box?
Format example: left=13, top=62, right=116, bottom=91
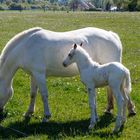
left=0, top=27, right=42, bottom=66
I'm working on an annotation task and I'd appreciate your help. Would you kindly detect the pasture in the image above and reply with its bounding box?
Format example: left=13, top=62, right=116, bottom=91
left=0, top=11, right=140, bottom=139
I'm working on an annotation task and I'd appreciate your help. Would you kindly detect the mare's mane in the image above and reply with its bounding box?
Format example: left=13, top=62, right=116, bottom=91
left=0, top=27, right=42, bottom=66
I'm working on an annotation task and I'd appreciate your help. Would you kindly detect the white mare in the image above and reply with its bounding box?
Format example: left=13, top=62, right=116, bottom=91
left=0, top=27, right=135, bottom=121
left=63, top=44, right=131, bottom=132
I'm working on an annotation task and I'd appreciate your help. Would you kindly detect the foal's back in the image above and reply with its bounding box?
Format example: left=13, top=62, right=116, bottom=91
left=90, top=62, right=128, bottom=88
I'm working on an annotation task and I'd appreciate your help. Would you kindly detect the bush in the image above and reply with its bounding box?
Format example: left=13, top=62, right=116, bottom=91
left=0, top=5, right=5, bottom=10
left=85, top=8, right=103, bottom=11
left=128, top=0, right=137, bottom=11
left=30, top=5, right=42, bottom=10
left=9, top=3, right=24, bottom=11
left=136, top=1, right=140, bottom=11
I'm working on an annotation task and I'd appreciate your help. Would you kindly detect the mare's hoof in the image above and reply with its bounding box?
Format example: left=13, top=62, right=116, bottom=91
left=128, top=111, right=136, bottom=117
left=0, top=110, right=7, bottom=122
left=104, top=110, right=113, bottom=115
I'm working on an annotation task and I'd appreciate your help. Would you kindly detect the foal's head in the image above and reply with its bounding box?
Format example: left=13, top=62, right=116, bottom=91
left=63, top=43, right=82, bottom=67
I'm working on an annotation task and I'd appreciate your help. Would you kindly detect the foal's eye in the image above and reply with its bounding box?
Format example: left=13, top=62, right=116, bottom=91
left=68, top=53, right=73, bottom=59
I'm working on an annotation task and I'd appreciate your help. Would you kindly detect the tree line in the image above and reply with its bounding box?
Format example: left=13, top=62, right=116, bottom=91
left=0, top=0, right=140, bottom=11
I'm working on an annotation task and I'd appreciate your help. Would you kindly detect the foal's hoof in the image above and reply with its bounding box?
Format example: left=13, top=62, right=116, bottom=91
left=24, top=111, right=34, bottom=118
left=42, top=115, right=51, bottom=123
left=88, top=123, right=95, bottom=129
left=112, top=126, right=120, bottom=134
left=113, top=124, right=124, bottom=134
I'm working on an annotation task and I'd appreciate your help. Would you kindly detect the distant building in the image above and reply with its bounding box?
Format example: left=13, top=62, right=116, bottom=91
left=110, top=6, right=117, bottom=11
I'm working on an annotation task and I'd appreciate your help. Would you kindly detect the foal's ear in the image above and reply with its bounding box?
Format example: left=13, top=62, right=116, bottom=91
left=80, top=42, right=83, bottom=46
left=74, top=44, right=77, bottom=49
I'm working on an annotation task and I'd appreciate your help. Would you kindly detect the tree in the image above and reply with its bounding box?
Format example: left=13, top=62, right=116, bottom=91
left=128, top=0, right=137, bottom=11
left=9, top=2, right=24, bottom=11
left=0, top=0, right=4, bottom=4
left=69, top=0, right=80, bottom=11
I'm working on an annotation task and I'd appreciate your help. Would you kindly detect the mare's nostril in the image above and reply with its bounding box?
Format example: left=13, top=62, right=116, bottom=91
left=63, top=62, right=67, bottom=67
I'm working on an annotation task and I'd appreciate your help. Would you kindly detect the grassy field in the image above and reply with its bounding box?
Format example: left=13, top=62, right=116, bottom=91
left=0, top=11, right=140, bottom=139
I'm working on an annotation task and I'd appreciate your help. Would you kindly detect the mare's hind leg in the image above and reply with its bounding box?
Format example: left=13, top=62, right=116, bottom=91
left=105, top=86, right=136, bottom=117
left=105, top=86, right=114, bottom=114
left=25, top=76, right=38, bottom=117
left=127, top=96, right=136, bottom=116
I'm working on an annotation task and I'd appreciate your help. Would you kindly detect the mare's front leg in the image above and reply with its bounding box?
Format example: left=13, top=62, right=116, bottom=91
left=25, top=76, right=38, bottom=117
left=33, top=71, right=51, bottom=122
left=87, top=86, right=98, bottom=129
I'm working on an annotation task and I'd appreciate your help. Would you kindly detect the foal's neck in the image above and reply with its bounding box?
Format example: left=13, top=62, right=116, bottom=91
left=76, top=50, right=98, bottom=71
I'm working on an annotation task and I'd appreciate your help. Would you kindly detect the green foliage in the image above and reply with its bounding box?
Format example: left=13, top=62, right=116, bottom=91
left=0, top=5, right=5, bottom=10
left=0, top=0, right=140, bottom=11
left=0, top=11, right=140, bottom=139
left=136, top=0, right=140, bottom=10
left=128, top=0, right=138, bottom=11
left=8, top=2, right=24, bottom=11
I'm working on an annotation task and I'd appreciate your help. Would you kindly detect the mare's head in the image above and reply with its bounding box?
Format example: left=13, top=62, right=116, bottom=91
left=63, top=43, right=82, bottom=67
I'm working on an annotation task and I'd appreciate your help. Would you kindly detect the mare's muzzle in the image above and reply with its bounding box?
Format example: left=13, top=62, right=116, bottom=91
left=63, top=62, right=67, bottom=67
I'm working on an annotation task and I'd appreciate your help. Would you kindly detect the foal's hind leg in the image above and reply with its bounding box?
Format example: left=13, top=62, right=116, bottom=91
left=25, top=76, right=38, bottom=117
left=110, top=80, right=124, bottom=132
left=121, top=88, right=128, bottom=124
left=112, top=88, right=124, bottom=132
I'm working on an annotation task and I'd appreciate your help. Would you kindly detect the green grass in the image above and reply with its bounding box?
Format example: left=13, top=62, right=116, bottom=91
left=0, top=11, right=140, bottom=139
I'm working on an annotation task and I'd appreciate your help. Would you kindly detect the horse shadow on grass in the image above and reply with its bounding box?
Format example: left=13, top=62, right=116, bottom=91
left=0, top=113, right=122, bottom=139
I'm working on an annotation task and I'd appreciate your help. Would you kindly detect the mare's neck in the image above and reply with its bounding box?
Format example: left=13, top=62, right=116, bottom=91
left=0, top=61, right=18, bottom=87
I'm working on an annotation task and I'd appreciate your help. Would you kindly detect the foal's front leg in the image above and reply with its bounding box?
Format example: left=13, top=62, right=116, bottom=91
left=25, top=76, right=38, bottom=117
left=87, top=87, right=97, bottom=129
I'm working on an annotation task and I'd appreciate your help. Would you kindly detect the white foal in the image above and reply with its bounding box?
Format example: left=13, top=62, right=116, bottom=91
left=63, top=44, right=131, bottom=132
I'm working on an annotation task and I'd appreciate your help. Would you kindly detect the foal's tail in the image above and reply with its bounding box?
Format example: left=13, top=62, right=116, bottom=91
left=124, top=69, right=132, bottom=94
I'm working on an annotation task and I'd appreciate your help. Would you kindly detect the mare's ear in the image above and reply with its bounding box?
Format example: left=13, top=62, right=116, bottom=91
left=74, top=44, right=77, bottom=49
left=80, top=42, right=83, bottom=46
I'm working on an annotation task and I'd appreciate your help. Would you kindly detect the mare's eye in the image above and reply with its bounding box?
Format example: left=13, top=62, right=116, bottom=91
left=68, top=53, right=72, bottom=59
